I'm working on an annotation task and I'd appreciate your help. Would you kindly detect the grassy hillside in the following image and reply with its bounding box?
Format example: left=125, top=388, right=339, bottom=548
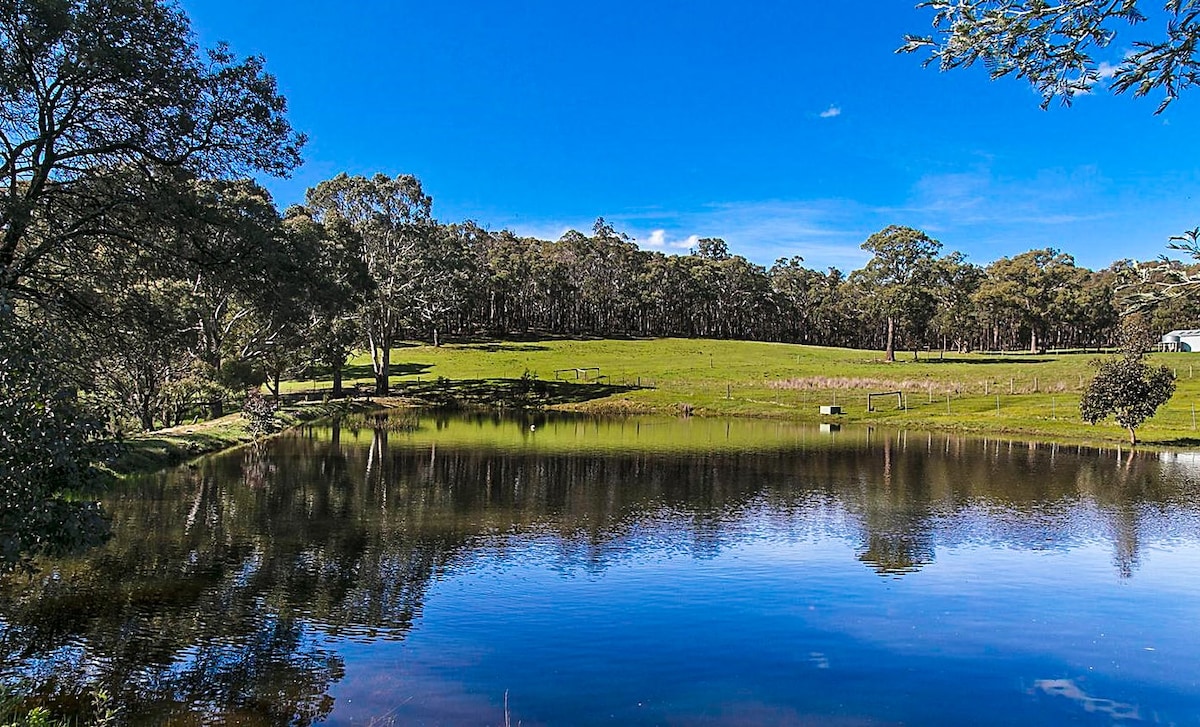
left=280, top=337, right=1200, bottom=447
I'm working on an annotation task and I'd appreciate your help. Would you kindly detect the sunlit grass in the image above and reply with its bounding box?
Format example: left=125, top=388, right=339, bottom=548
left=279, top=337, right=1200, bottom=447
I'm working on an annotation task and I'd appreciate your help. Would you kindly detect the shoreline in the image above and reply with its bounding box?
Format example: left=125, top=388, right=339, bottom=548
left=109, top=398, right=399, bottom=476
left=113, top=393, right=1198, bottom=479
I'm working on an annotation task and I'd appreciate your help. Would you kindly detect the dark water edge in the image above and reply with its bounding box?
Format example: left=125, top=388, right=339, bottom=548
left=2, top=412, right=1199, bottom=725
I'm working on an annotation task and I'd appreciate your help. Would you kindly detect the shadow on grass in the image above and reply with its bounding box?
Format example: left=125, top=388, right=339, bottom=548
left=453, top=343, right=551, bottom=353
left=919, top=357, right=1055, bottom=365
left=394, top=377, right=639, bottom=409
left=330, top=362, right=433, bottom=381
left=1150, top=437, right=1200, bottom=447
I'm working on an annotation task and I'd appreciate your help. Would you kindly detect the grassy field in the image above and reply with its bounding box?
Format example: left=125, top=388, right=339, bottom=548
left=275, top=337, right=1200, bottom=448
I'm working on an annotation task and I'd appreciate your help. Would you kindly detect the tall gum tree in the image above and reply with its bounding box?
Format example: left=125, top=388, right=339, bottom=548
left=306, top=173, right=433, bottom=396
left=974, top=248, right=1081, bottom=353
left=860, top=226, right=942, bottom=362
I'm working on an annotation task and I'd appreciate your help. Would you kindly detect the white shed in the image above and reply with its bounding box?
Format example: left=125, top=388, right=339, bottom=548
left=1161, top=330, right=1200, bottom=352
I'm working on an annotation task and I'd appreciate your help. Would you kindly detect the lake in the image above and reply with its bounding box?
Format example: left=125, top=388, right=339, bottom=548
left=2, top=412, right=1199, bottom=725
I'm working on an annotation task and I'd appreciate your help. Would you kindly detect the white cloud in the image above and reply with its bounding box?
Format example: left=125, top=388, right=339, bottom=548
left=819, top=105, right=842, bottom=119
left=1097, top=61, right=1119, bottom=80
left=645, top=229, right=700, bottom=250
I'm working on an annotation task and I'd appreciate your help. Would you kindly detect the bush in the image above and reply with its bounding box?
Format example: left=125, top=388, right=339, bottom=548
left=0, top=304, right=113, bottom=573
left=241, top=389, right=281, bottom=436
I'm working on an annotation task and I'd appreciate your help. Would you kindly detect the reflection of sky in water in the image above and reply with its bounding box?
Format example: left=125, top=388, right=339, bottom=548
left=4, top=414, right=1200, bottom=725
left=324, top=531, right=1200, bottom=725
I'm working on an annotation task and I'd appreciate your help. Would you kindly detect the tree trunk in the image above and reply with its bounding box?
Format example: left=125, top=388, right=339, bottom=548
left=375, top=344, right=390, bottom=395
left=273, top=370, right=281, bottom=399
left=433, top=327, right=440, bottom=347
left=1129, top=426, right=1138, bottom=446
left=885, top=316, right=896, bottom=362
left=1030, top=328, right=1039, bottom=354
left=332, top=364, right=343, bottom=398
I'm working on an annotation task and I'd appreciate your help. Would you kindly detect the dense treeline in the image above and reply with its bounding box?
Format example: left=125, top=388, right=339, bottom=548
left=11, top=162, right=1200, bottom=432
left=4, top=4, right=1200, bottom=461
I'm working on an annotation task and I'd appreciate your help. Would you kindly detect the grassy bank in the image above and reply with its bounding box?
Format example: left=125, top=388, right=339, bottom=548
left=278, top=337, right=1200, bottom=447
left=110, top=399, right=385, bottom=475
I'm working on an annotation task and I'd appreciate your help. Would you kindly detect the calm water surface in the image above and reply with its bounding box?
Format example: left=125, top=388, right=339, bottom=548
left=2, top=412, right=1200, bottom=725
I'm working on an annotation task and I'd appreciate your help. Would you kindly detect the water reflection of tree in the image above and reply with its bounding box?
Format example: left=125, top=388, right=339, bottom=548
left=1, top=418, right=1195, bottom=721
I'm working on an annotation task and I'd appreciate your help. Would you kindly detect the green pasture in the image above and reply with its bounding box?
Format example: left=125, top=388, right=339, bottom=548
left=281, top=337, right=1200, bottom=447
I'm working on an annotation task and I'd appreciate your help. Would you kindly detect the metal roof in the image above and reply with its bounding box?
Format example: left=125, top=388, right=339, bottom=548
left=1165, top=330, right=1200, bottom=337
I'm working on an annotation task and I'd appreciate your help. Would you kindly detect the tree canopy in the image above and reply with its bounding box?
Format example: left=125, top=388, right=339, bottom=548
left=0, top=0, right=304, bottom=302
left=902, top=0, right=1200, bottom=112
left=858, top=225, right=942, bottom=362
left=1080, top=319, right=1177, bottom=444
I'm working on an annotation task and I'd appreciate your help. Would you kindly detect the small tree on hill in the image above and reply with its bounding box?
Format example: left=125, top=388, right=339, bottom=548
left=1080, top=319, right=1176, bottom=445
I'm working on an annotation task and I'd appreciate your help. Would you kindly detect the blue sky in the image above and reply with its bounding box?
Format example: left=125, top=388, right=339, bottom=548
left=180, top=1, right=1200, bottom=271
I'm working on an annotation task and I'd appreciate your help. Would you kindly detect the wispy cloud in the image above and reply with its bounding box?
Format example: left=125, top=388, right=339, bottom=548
left=487, top=162, right=1185, bottom=271
left=819, top=105, right=842, bottom=119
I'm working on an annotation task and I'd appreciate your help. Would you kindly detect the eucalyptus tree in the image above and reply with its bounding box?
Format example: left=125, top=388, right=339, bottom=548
left=770, top=258, right=861, bottom=346
left=0, top=0, right=303, bottom=304
left=92, top=278, right=196, bottom=430
left=555, top=219, right=645, bottom=335
left=903, top=0, right=1200, bottom=112
left=473, top=228, right=538, bottom=333
left=281, top=207, right=370, bottom=398
left=415, top=221, right=482, bottom=346
left=859, top=226, right=942, bottom=361
left=974, top=248, right=1081, bottom=352
left=640, top=252, right=704, bottom=337
left=305, top=174, right=433, bottom=395
left=164, top=179, right=299, bottom=414
left=930, top=252, right=984, bottom=353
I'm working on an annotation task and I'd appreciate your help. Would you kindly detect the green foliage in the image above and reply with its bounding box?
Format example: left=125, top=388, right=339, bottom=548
left=242, top=390, right=281, bottom=436
left=0, top=303, right=112, bottom=573
left=857, top=225, right=942, bottom=360
left=1081, top=347, right=1176, bottom=444
left=1, top=686, right=119, bottom=727
left=305, top=173, right=435, bottom=395
left=974, top=249, right=1086, bottom=352
left=903, top=0, right=1200, bottom=112
left=0, top=0, right=303, bottom=300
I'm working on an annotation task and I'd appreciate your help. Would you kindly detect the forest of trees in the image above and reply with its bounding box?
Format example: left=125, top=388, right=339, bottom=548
left=15, top=163, right=1200, bottom=432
